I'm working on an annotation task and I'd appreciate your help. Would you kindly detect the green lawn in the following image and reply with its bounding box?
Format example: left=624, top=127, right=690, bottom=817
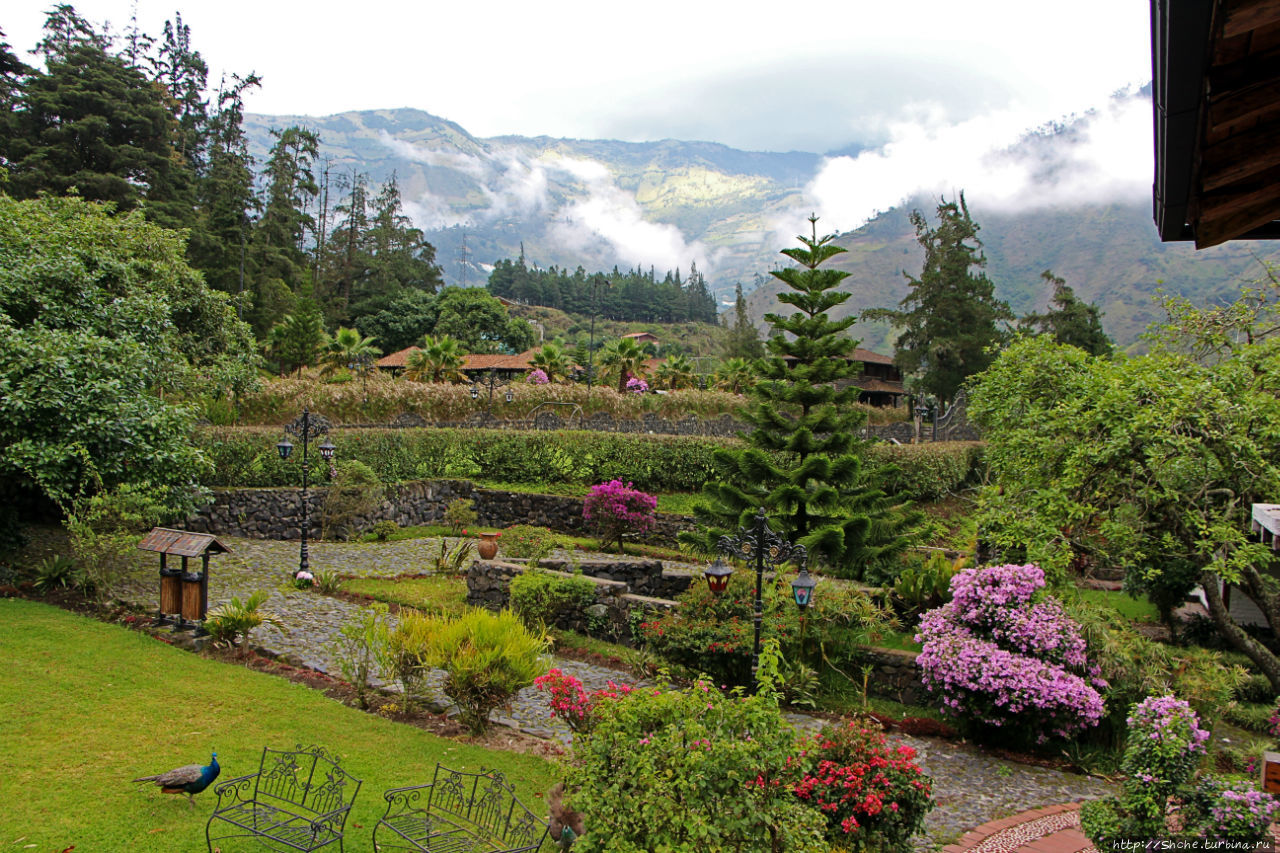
left=0, top=600, right=556, bottom=852
left=342, top=574, right=469, bottom=616
left=1071, top=587, right=1160, bottom=622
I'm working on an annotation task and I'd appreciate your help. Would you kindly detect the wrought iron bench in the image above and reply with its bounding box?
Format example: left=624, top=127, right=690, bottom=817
left=374, top=764, right=549, bottom=852
left=206, top=744, right=362, bottom=852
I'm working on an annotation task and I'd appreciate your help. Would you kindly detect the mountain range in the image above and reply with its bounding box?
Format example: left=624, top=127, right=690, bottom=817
left=243, top=106, right=1280, bottom=351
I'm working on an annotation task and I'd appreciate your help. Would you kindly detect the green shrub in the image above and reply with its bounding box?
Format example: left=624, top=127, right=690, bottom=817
left=371, top=520, right=399, bottom=541
left=320, top=459, right=384, bottom=540
left=32, top=555, right=83, bottom=592
left=509, top=569, right=597, bottom=629
left=65, top=482, right=171, bottom=603
left=312, top=569, right=344, bottom=595
left=193, top=426, right=730, bottom=494
left=420, top=608, right=549, bottom=734
left=205, top=591, right=282, bottom=648
left=639, top=573, right=894, bottom=688
left=891, top=551, right=965, bottom=622
left=866, top=441, right=984, bottom=501
left=500, top=525, right=562, bottom=562
left=566, top=682, right=827, bottom=851
left=433, top=538, right=475, bottom=576
left=331, top=603, right=389, bottom=709
left=443, top=498, right=477, bottom=535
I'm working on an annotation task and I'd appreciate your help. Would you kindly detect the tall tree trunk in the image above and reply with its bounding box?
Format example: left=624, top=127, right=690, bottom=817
left=1200, top=570, right=1280, bottom=691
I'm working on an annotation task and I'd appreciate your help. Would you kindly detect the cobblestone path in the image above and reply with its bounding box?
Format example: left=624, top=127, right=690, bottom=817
left=113, top=536, right=1113, bottom=849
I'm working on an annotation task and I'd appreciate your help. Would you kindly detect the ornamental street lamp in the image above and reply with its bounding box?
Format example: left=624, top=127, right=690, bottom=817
left=276, top=408, right=335, bottom=579
left=470, top=369, right=514, bottom=419
left=703, top=508, right=815, bottom=693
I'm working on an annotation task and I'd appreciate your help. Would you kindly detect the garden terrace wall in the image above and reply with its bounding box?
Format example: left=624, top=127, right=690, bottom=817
left=466, top=558, right=931, bottom=706
left=183, top=479, right=696, bottom=544
left=466, top=559, right=678, bottom=644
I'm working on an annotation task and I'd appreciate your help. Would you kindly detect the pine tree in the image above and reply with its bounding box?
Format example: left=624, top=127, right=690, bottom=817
left=1019, top=270, right=1112, bottom=355
left=870, top=194, right=1012, bottom=404
left=682, top=216, right=920, bottom=579
left=722, top=282, right=764, bottom=359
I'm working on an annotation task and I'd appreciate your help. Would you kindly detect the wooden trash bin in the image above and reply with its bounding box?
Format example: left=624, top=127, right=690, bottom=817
left=138, top=529, right=230, bottom=633
left=160, top=565, right=183, bottom=621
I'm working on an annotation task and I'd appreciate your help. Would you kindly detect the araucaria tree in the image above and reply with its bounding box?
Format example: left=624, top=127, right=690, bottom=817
left=869, top=194, right=1012, bottom=404
left=683, top=216, right=919, bottom=578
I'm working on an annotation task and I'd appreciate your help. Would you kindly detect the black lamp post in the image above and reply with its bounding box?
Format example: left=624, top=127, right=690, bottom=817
left=470, top=369, right=514, bottom=419
left=703, top=508, right=815, bottom=693
left=276, top=408, right=335, bottom=578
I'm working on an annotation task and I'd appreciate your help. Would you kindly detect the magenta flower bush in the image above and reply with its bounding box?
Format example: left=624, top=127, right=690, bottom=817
left=582, top=480, right=657, bottom=551
left=1207, top=786, right=1280, bottom=841
left=915, top=563, right=1105, bottom=741
left=526, top=368, right=550, bottom=385
left=624, top=376, right=649, bottom=394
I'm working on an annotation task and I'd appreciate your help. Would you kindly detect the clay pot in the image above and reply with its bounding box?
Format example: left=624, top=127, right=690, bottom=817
left=476, top=532, right=499, bottom=560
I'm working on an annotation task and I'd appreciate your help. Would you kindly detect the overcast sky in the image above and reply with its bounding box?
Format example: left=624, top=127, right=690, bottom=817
left=5, top=0, right=1152, bottom=155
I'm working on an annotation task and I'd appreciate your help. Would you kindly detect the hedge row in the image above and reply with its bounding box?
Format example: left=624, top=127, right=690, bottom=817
left=865, top=441, right=985, bottom=502
left=193, top=426, right=984, bottom=499
left=193, top=427, right=734, bottom=494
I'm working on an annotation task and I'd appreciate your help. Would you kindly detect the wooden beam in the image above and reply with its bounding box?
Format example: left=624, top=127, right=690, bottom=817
left=1209, top=43, right=1280, bottom=91
left=1208, top=78, right=1280, bottom=129
left=1201, top=118, right=1280, bottom=188
left=1223, top=0, right=1280, bottom=38
left=1195, top=163, right=1280, bottom=246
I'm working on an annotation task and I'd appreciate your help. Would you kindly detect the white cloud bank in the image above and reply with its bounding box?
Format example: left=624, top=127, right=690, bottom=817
left=380, top=134, right=721, bottom=276
left=784, top=90, right=1153, bottom=237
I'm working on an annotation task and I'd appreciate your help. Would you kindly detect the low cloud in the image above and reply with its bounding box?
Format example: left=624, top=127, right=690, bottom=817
left=379, top=134, right=719, bottom=276
left=781, top=89, right=1152, bottom=237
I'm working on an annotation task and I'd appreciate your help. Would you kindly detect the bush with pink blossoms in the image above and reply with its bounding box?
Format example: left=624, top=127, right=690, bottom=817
left=582, top=479, right=657, bottom=551
left=915, top=563, right=1106, bottom=742
left=526, top=368, right=549, bottom=385
left=533, top=667, right=632, bottom=735
left=624, top=376, right=648, bottom=394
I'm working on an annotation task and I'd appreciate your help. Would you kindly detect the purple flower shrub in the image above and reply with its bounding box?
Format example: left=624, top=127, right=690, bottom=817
left=1082, top=698, right=1277, bottom=848
left=1121, top=695, right=1209, bottom=792
left=582, top=480, right=657, bottom=551
left=624, top=376, right=649, bottom=394
left=526, top=368, right=549, bottom=385
left=1207, top=786, right=1280, bottom=841
left=915, top=564, right=1105, bottom=741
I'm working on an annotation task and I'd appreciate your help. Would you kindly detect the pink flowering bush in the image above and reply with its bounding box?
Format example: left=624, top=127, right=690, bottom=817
left=915, top=564, right=1105, bottom=742
left=624, top=376, right=648, bottom=394
left=1204, top=785, right=1280, bottom=841
left=582, top=479, right=657, bottom=551
left=525, top=368, right=549, bottom=385
left=533, top=667, right=632, bottom=735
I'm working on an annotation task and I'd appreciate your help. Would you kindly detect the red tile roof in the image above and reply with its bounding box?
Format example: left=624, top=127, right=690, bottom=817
left=375, top=346, right=420, bottom=369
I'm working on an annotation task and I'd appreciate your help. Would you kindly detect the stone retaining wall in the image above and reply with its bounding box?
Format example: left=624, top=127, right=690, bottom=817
left=537, top=558, right=693, bottom=599
left=466, top=559, right=676, bottom=645
left=860, top=647, right=933, bottom=707
left=186, top=478, right=696, bottom=544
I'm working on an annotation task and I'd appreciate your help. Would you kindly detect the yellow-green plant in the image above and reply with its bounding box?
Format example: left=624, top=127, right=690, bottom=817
left=420, top=608, right=549, bottom=734
left=377, top=608, right=434, bottom=712
left=331, top=603, right=390, bottom=709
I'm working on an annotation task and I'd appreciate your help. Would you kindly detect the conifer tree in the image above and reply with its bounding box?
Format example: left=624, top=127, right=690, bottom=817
left=722, top=282, right=764, bottom=359
left=869, top=194, right=1012, bottom=404
left=682, top=215, right=919, bottom=579
left=1019, top=270, right=1111, bottom=355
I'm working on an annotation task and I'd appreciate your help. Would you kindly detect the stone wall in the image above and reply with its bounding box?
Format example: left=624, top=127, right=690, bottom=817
left=466, top=559, right=677, bottom=645
left=186, top=478, right=697, bottom=544
left=860, top=647, right=933, bottom=707
left=538, top=557, right=694, bottom=599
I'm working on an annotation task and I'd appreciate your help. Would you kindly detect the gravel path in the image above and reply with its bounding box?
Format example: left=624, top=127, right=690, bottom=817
left=112, top=535, right=1113, bottom=849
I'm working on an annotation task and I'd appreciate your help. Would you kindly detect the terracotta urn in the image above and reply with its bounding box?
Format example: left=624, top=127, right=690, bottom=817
left=476, top=532, right=499, bottom=560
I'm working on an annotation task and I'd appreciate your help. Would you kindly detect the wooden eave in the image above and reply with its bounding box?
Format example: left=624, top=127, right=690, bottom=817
left=1152, top=0, right=1280, bottom=247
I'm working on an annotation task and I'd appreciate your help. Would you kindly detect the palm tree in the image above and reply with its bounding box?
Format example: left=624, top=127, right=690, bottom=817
left=713, top=357, right=757, bottom=394
left=404, top=335, right=465, bottom=383
left=321, top=327, right=381, bottom=377
left=599, top=337, right=648, bottom=393
left=653, top=353, right=696, bottom=390
left=530, top=342, right=572, bottom=383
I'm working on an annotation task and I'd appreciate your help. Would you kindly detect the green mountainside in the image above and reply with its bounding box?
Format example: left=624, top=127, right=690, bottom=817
left=244, top=107, right=1280, bottom=350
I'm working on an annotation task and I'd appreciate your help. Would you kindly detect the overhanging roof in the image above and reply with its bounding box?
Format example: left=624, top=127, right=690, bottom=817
left=1151, top=0, right=1280, bottom=247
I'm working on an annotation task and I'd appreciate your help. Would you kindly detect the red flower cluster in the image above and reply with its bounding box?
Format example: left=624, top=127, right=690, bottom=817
left=793, top=723, right=934, bottom=848
left=533, top=668, right=633, bottom=735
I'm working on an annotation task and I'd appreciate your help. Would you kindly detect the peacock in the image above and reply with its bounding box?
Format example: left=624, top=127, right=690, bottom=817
left=132, top=751, right=220, bottom=806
